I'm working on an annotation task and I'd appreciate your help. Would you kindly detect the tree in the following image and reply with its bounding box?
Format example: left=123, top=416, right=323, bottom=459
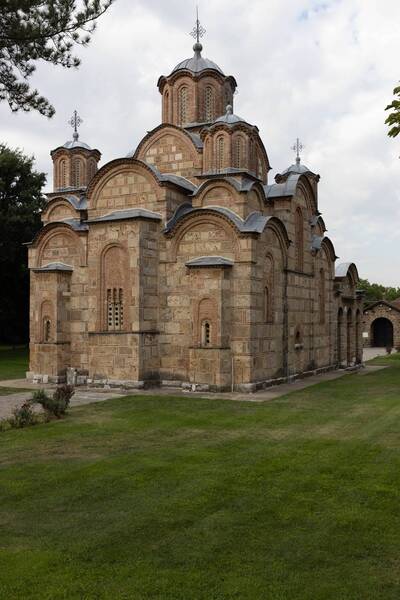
left=0, top=144, right=46, bottom=343
left=385, top=84, right=400, bottom=138
left=0, top=0, right=113, bottom=118
left=359, top=278, right=400, bottom=304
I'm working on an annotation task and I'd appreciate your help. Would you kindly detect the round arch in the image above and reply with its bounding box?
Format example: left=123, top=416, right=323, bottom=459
left=170, top=213, right=240, bottom=262
left=36, top=225, right=86, bottom=267
left=371, top=317, right=394, bottom=347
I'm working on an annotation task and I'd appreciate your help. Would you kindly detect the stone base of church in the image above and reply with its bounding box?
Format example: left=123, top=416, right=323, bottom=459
left=26, top=362, right=363, bottom=393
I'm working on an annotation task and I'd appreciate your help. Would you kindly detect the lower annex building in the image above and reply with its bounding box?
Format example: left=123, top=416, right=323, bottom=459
left=27, top=29, right=364, bottom=391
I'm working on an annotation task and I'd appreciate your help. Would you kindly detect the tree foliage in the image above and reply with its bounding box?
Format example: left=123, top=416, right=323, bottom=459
left=385, top=84, right=400, bottom=138
left=0, top=144, right=46, bottom=343
left=0, top=0, right=113, bottom=117
left=359, top=278, right=400, bottom=304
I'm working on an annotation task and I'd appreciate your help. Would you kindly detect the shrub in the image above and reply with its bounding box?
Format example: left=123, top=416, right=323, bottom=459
left=52, top=385, right=75, bottom=416
left=32, top=385, right=74, bottom=418
left=9, top=401, right=37, bottom=428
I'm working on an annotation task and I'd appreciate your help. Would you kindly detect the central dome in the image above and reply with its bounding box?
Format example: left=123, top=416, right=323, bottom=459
left=171, top=43, right=224, bottom=75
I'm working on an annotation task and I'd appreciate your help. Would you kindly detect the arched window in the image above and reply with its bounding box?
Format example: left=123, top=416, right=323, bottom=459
left=59, top=159, right=67, bottom=188
left=72, top=158, right=83, bottom=187
left=216, top=136, right=225, bottom=172
left=205, top=86, right=214, bottom=121
left=319, top=268, right=325, bottom=324
left=102, top=245, right=128, bottom=331
left=88, top=159, right=97, bottom=182
left=264, top=254, right=274, bottom=323
left=43, top=319, right=51, bottom=342
left=202, top=321, right=211, bottom=347
left=233, top=137, right=244, bottom=169
left=178, top=86, right=188, bottom=125
left=197, top=298, right=216, bottom=347
left=295, top=207, right=304, bottom=271
left=257, top=157, right=263, bottom=179
left=295, top=328, right=303, bottom=349
left=264, top=287, right=272, bottom=323
left=164, top=90, right=170, bottom=122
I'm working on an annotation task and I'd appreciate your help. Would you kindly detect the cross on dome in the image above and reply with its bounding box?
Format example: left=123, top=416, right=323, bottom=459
left=68, top=110, right=83, bottom=142
left=291, top=138, right=304, bottom=165
left=190, top=6, right=206, bottom=52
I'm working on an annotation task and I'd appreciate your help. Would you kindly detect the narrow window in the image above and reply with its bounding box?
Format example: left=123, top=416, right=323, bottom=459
left=205, top=86, right=214, bottom=121
left=217, top=136, right=225, bottom=172
left=44, top=319, right=51, bottom=342
left=107, top=287, right=124, bottom=331
left=72, top=158, right=82, bottom=187
left=164, top=90, right=170, bottom=122
left=88, top=159, right=96, bottom=181
left=295, top=207, right=304, bottom=271
left=257, top=157, right=263, bottom=179
left=59, top=159, right=67, bottom=188
left=233, top=137, right=243, bottom=169
left=264, top=286, right=271, bottom=323
left=179, top=86, right=188, bottom=125
left=202, top=321, right=211, bottom=347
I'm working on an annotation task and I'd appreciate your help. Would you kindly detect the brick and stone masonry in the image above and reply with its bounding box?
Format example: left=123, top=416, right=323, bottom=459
left=27, top=34, right=363, bottom=391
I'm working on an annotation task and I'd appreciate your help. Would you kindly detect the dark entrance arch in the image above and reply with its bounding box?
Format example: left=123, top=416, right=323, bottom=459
left=371, top=318, right=394, bottom=347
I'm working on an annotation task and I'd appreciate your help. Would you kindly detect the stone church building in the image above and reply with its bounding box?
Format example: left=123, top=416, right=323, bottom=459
left=27, top=33, right=363, bottom=391
left=363, top=299, right=400, bottom=349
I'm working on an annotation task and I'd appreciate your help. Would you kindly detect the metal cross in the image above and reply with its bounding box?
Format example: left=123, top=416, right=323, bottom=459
left=68, top=110, right=83, bottom=141
left=291, top=138, right=304, bottom=164
left=190, top=6, right=206, bottom=44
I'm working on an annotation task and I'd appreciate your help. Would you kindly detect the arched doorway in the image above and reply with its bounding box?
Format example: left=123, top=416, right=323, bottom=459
left=371, top=318, right=394, bottom=347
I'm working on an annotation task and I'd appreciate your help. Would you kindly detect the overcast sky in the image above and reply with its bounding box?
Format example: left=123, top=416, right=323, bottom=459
left=2, top=0, right=400, bottom=285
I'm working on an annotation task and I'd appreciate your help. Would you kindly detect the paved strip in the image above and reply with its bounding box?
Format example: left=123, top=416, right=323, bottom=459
left=0, top=364, right=388, bottom=420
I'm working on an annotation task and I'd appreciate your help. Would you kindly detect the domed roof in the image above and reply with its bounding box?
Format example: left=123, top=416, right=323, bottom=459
left=214, top=105, right=248, bottom=125
left=281, top=160, right=312, bottom=175
left=62, top=139, right=92, bottom=150
left=172, top=43, right=224, bottom=75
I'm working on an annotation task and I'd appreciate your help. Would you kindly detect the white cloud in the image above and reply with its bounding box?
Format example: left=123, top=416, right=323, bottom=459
left=1, top=0, right=400, bottom=285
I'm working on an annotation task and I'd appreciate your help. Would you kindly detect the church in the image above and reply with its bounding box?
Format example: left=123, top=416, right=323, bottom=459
left=27, top=23, right=364, bottom=391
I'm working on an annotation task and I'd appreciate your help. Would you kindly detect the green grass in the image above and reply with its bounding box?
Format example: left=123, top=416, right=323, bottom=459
left=1, top=358, right=400, bottom=599
left=0, top=345, right=29, bottom=381
left=0, top=387, right=30, bottom=396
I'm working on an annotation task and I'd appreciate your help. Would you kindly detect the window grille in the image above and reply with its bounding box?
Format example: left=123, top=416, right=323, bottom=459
left=72, top=159, right=82, bottom=187
left=233, top=137, right=243, bottom=168
left=107, top=288, right=124, bottom=331
left=217, top=136, right=225, bottom=172
left=59, top=160, right=67, bottom=188
left=205, top=86, right=214, bottom=121
left=179, top=87, right=188, bottom=125
left=44, top=319, right=51, bottom=342
left=202, top=321, right=211, bottom=346
left=89, top=160, right=96, bottom=181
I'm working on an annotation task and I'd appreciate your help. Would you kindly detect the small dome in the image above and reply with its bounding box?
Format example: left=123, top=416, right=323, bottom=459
left=62, top=140, right=92, bottom=150
left=281, top=162, right=312, bottom=175
left=172, top=44, right=224, bottom=75
left=214, top=104, right=248, bottom=125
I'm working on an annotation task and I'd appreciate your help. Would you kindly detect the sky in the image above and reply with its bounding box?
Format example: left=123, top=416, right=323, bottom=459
left=2, top=0, right=400, bottom=285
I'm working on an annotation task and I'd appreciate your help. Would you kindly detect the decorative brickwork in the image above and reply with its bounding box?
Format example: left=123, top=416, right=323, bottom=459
left=28, top=38, right=363, bottom=390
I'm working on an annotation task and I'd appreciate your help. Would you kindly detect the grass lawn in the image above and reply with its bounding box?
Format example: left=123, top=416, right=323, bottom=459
left=1, top=355, right=400, bottom=599
left=0, top=345, right=29, bottom=381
